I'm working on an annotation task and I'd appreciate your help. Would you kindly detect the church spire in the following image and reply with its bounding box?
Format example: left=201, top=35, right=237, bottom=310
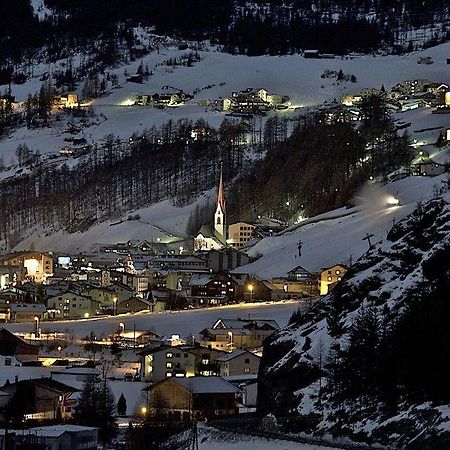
left=217, top=166, right=226, bottom=212
left=214, top=165, right=226, bottom=241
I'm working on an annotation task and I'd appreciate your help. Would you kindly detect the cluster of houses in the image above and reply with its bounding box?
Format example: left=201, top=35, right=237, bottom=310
left=212, top=87, right=290, bottom=116
left=135, top=90, right=192, bottom=108
left=339, top=79, right=450, bottom=118
left=0, top=313, right=280, bottom=423
left=130, top=86, right=291, bottom=116
left=0, top=171, right=351, bottom=324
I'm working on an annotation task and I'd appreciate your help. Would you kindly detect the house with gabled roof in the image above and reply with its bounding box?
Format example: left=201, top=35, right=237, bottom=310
left=147, top=376, right=240, bottom=420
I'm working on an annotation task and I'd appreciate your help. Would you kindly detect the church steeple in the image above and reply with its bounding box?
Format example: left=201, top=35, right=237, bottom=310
left=214, top=166, right=226, bottom=241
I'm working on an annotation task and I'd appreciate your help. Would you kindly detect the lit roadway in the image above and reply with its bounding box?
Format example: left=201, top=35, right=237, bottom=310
left=5, top=300, right=309, bottom=340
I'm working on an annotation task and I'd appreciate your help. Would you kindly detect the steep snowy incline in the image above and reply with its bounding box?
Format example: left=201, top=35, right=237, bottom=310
left=257, top=192, right=450, bottom=447
left=234, top=174, right=448, bottom=277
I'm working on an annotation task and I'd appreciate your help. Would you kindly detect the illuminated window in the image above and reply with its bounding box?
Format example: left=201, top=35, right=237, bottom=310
left=166, top=372, right=172, bottom=377
left=244, top=368, right=250, bottom=373
left=327, top=276, right=332, bottom=281
left=166, top=352, right=173, bottom=358
left=166, top=362, right=172, bottom=368
left=335, top=270, right=341, bottom=275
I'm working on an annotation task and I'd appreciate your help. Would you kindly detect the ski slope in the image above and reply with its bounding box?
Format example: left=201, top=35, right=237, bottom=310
left=234, top=174, right=449, bottom=277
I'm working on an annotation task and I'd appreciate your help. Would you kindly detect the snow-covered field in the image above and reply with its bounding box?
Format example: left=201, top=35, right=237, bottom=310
left=3, top=301, right=301, bottom=339
left=179, top=424, right=341, bottom=450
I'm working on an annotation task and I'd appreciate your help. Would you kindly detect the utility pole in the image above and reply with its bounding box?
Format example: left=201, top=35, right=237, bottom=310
left=191, top=421, right=199, bottom=450
left=363, top=233, right=374, bottom=250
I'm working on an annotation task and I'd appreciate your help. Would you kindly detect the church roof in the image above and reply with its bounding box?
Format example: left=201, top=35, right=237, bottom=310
left=196, top=224, right=226, bottom=245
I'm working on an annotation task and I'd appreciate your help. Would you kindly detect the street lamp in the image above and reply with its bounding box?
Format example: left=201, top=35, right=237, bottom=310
left=227, top=331, right=234, bottom=352
left=113, top=297, right=117, bottom=316
left=141, top=406, right=147, bottom=418
left=34, top=316, right=40, bottom=338
left=119, top=322, right=125, bottom=334
left=248, top=284, right=254, bottom=302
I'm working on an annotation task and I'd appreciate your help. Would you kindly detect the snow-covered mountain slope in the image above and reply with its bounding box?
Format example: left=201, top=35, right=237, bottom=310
left=4, top=40, right=450, bottom=163
left=257, top=191, right=450, bottom=448
left=12, top=189, right=215, bottom=253
left=234, top=174, right=448, bottom=276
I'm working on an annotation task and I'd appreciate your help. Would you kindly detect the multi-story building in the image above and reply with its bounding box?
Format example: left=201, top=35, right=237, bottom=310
left=0, top=251, right=54, bottom=283
left=319, top=264, right=348, bottom=295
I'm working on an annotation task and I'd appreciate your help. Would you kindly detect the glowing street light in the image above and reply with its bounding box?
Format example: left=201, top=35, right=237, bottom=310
left=34, top=316, right=40, bottom=338
left=113, top=297, right=118, bottom=316
left=248, top=284, right=254, bottom=302
left=227, top=331, right=234, bottom=352
left=141, top=406, right=147, bottom=416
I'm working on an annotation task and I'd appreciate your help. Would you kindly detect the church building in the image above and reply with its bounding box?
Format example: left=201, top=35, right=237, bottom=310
left=193, top=169, right=226, bottom=251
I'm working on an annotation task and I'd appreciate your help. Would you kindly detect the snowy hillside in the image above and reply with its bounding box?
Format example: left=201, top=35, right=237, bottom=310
left=4, top=41, right=450, bottom=163
left=13, top=189, right=215, bottom=253
left=234, top=174, right=448, bottom=276
left=2, top=39, right=450, bottom=251
left=257, top=191, right=450, bottom=448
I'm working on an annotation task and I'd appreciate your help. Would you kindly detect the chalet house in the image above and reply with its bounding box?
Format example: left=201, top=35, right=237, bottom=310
left=410, top=160, right=446, bottom=177
left=47, top=291, right=100, bottom=320
left=0, top=328, right=39, bottom=361
left=139, top=344, right=196, bottom=382
left=148, top=376, right=240, bottom=420
left=187, top=346, right=226, bottom=376
left=53, top=93, right=79, bottom=109
left=200, top=317, right=279, bottom=350
left=189, top=272, right=239, bottom=306
left=116, top=296, right=154, bottom=314
left=112, top=329, right=159, bottom=347
left=0, top=251, right=54, bottom=283
left=232, top=274, right=284, bottom=302
left=216, top=349, right=260, bottom=377
left=0, top=378, right=78, bottom=421
left=272, top=265, right=319, bottom=297
left=425, top=82, right=449, bottom=96
left=319, top=264, right=348, bottom=295
left=136, top=91, right=191, bottom=108
left=9, top=303, right=46, bottom=323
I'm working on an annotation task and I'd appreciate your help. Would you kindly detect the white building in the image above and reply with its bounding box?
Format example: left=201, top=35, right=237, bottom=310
left=194, top=169, right=227, bottom=251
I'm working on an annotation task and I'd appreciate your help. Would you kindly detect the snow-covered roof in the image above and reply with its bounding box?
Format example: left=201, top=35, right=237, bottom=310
left=189, top=273, right=213, bottom=286
left=216, top=349, right=259, bottom=362
left=172, top=376, right=241, bottom=394
left=7, top=424, right=99, bottom=438
left=9, top=303, right=46, bottom=313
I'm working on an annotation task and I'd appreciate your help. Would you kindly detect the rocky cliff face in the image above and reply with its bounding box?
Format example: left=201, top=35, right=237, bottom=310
left=258, top=193, right=450, bottom=448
